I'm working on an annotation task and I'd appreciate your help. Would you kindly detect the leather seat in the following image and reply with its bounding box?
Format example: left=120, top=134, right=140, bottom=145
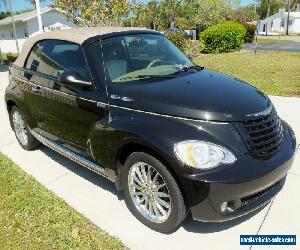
left=102, top=42, right=127, bottom=81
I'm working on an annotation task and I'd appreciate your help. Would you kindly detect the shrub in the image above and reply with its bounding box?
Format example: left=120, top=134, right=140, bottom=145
left=200, top=21, right=246, bottom=54
left=183, top=39, right=203, bottom=58
left=7, top=52, right=18, bottom=63
left=2, top=52, right=18, bottom=63
left=243, top=23, right=256, bottom=43
left=166, top=32, right=186, bottom=51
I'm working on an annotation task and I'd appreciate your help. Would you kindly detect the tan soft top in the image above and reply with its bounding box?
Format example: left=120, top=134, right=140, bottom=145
left=15, top=26, right=150, bottom=67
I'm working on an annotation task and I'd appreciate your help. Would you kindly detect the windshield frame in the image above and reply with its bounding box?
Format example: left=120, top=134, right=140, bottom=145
left=99, top=32, right=194, bottom=85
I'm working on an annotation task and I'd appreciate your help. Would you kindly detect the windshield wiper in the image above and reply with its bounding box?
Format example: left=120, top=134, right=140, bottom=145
left=119, top=74, right=176, bottom=81
left=173, top=65, right=204, bottom=75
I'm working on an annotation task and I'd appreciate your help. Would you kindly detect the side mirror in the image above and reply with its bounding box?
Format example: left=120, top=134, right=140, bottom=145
left=58, top=70, right=91, bottom=87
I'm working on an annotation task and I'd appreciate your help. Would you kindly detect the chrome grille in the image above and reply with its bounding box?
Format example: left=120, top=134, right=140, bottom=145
left=237, top=106, right=283, bottom=159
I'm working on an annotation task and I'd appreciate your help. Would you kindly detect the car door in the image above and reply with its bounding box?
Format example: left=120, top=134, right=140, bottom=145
left=24, top=39, right=108, bottom=153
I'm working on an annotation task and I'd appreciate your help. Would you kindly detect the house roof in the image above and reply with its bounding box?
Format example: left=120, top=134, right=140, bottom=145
left=14, top=26, right=154, bottom=67
left=0, top=7, right=55, bottom=26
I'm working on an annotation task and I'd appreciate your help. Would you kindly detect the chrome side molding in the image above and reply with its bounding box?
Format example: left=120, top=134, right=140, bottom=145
left=31, top=129, right=108, bottom=178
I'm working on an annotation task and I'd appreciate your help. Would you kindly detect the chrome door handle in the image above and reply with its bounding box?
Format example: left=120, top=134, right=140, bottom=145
left=32, top=85, right=42, bottom=93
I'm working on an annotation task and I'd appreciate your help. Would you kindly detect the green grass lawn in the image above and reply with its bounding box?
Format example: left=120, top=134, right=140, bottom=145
left=0, top=152, right=126, bottom=250
left=195, top=51, right=300, bottom=96
left=256, top=38, right=294, bottom=44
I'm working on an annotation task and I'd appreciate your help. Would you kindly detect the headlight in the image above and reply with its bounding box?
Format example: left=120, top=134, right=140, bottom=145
left=174, top=140, right=236, bottom=170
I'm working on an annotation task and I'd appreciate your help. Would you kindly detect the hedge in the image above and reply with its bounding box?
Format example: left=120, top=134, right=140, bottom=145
left=200, top=21, right=246, bottom=54
left=243, top=23, right=256, bottom=43
left=165, top=32, right=186, bottom=51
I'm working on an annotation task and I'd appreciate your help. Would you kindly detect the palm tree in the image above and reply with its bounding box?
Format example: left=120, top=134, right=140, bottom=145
left=26, top=0, right=45, bottom=9
left=148, top=0, right=159, bottom=30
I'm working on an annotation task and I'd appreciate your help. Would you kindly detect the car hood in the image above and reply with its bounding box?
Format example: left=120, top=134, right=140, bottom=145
left=108, top=69, right=271, bottom=122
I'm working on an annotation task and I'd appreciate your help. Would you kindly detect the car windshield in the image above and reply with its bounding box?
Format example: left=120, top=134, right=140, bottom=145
left=101, top=33, right=194, bottom=83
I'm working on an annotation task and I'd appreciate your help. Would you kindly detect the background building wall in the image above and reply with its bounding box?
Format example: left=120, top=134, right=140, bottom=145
left=0, top=22, right=28, bottom=52
left=0, top=10, right=74, bottom=53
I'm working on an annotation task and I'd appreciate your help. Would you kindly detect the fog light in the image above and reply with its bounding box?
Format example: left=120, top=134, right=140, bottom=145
left=220, top=202, right=228, bottom=213
left=220, top=201, right=235, bottom=213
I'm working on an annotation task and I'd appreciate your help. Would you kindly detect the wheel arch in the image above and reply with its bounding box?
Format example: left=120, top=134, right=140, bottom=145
left=114, top=142, right=188, bottom=205
left=6, top=99, right=17, bottom=113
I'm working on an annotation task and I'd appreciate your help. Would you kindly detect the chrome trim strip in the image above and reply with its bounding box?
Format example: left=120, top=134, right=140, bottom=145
left=109, top=104, right=229, bottom=124
left=246, top=105, right=273, bottom=117
left=96, top=102, right=107, bottom=108
left=31, top=129, right=109, bottom=178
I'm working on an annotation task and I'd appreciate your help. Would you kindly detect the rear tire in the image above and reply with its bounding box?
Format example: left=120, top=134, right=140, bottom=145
left=9, top=106, right=40, bottom=151
left=123, top=152, right=187, bottom=233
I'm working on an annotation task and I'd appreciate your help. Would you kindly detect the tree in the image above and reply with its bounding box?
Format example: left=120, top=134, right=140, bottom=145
left=147, top=0, right=160, bottom=30
left=0, top=9, right=33, bottom=20
left=159, top=0, right=182, bottom=28
left=129, top=0, right=192, bottom=30
left=0, top=11, right=10, bottom=19
left=235, top=4, right=258, bottom=23
left=257, top=0, right=286, bottom=19
left=26, top=0, right=46, bottom=9
left=187, top=0, right=239, bottom=29
left=26, top=0, right=44, bottom=3
left=52, top=0, right=136, bottom=27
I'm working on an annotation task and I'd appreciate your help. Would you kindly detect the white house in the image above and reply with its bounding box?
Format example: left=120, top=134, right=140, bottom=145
left=258, top=9, right=300, bottom=35
left=0, top=7, right=74, bottom=53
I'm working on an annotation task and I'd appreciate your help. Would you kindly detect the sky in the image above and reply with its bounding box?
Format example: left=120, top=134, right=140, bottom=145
left=0, top=0, right=255, bottom=12
left=241, top=0, right=256, bottom=6
left=0, top=0, right=52, bottom=12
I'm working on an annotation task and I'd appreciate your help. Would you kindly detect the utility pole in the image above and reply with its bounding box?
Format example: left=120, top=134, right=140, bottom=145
left=286, top=0, right=290, bottom=35
left=35, top=0, right=43, bottom=32
left=265, top=0, right=271, bottom=36
left=6, top=0, right=19, bottom=54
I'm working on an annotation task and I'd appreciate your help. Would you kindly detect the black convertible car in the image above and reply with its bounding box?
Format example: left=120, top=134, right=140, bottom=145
left=5, top=27, right=296, bottom=233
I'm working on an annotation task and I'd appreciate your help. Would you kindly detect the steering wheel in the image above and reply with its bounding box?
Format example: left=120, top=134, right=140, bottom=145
left=147, top=59, right=164, bottom=68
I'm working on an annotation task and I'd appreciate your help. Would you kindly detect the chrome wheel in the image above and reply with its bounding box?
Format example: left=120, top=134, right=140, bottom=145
left=12, top=110, right=28, bottom=146
left=128, top=162, right=171, bottom=223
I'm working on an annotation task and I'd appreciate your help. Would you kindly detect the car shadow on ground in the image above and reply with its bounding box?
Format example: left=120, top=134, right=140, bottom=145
left=40, top=146, right=121, bottom=197
left=182, top=204, right=267, bottom=234
left=40, top=145, right=268, bottom=234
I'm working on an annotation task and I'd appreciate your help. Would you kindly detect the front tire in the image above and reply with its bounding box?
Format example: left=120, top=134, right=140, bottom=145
left=9, top=106, right=40, bottom=151
left=123, top=152, right=187, bottom=233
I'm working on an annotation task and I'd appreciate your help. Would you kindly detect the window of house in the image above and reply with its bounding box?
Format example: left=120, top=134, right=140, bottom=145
left=281, top=18, right=285, bottom=27
left=25, top=39, right=89, bottom=79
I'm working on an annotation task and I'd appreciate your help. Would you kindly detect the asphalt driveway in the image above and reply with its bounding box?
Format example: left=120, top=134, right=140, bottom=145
left=0, top=68, right=299, bottom=250
left=243, top=42, right=300, bottom=52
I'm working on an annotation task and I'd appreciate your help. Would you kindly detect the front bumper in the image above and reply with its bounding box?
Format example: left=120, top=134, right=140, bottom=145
left=182, top=121, right=297, bottom=222
left=189, top=157, right=293, bottom=222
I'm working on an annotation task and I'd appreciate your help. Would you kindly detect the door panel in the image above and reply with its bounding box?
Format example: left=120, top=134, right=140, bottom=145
left=23, top=39, right=108, bottom=152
